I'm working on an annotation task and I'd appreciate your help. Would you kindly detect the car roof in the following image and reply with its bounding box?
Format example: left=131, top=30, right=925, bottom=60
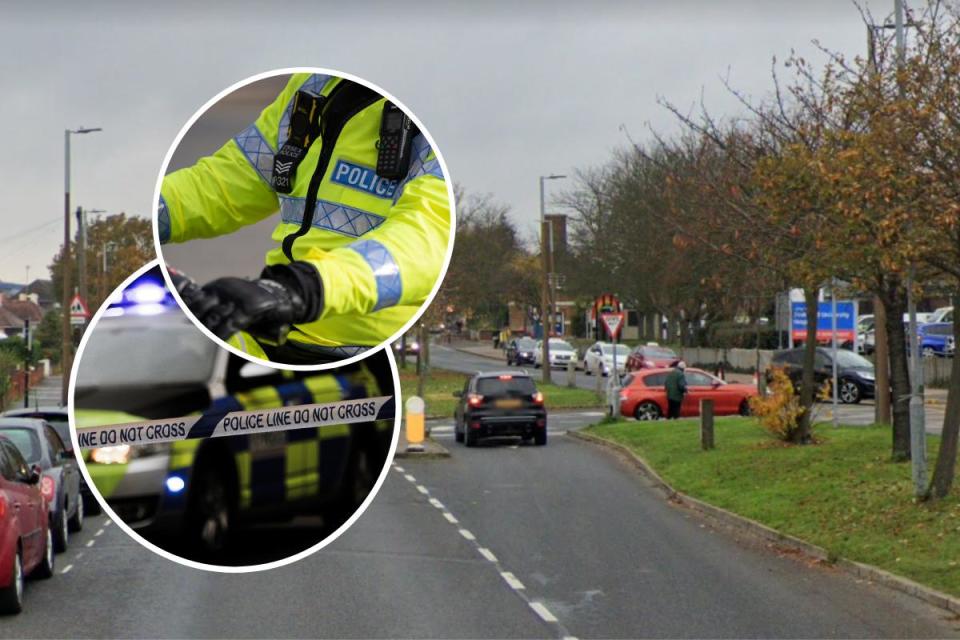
left=475, top=370, right=532, bottom=379
left=0, top=417, right=48, bottom=430
left=3, top=406, right=66, bottom=416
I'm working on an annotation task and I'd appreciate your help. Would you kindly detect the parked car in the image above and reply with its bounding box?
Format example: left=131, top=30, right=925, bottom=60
left=626, top=344, right=680, bottom=371
left=0, top=436, right=54, bottom=614
left=505, top=337, right=537, bottom=366
left=583, top=342, right=630, bottom=377
left=618, top=368, right=757, bottom=420
left=767, top=347, right=875, bottom=404
left=930, top=306, right=954, bottom=324
left=0, top=419, right=83, bottom=553
left=919, top=322, right=955, bottom=358
left=533, top=338, right=577, bottom=369
left=453, top=371, right=547, bottom=446
left=392, top=338, right=420, bottom=357
left=1, top=407, right=99, bottom=515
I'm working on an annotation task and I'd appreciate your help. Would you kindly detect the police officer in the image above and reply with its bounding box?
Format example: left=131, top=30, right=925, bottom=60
left=160, top=73, right=450, bottom=364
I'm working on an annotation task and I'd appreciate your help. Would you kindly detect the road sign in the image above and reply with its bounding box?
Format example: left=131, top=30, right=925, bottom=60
left=69, top=294, right=90, bottom=326
left=601, top=312, right=624, bottom=339
left=790, top=301, right=856, bottom=344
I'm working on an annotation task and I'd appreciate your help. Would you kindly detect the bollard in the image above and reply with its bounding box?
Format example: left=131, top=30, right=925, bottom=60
left=567, top=360, right=576, bottom=388
left=700, top=399, right=715, bottom=450
left=596, top=364, right=604, bottom=399
left=406, top=396, right=425, bottom=453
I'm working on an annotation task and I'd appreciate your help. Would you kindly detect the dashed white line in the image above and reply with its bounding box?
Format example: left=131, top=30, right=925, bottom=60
left=393, top=465, right=405, bottom=473
left=530, top=601, right=558, bottom=623
left=443, top=512, right=458, bottom=524
left=416, top=484, right=429, bottom=495
left=60, top=564, right=73, bottom=575
left=428, top=497, right=444, bottom=509
left=85, top=540, right=95, bottom=548
left=95, top=528, right=104, bottom=537
left=458, top=528, right=476, bottom=541
left=404, top=474, right=416, bottom=483
left=103, top=520, right=112, bottom=527
left=478, top=547, right=498, bottom=563
left=501, top=571, right=526, bottom=590
left=75, top=552, right=84, bottom=560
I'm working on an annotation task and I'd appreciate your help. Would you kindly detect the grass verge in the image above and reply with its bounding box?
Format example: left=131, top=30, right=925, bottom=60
left=585, top=417, right=960, bottom=597
left=398, top=367, right=602, bottom=418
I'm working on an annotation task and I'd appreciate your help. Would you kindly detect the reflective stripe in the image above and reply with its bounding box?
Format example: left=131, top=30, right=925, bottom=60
left=279, top=195, right=385, bottom=237
left=278, top=74, right=332, bottom=149
left=347, top=239, right=402, bottom=311
left=158, top=195, right=170, bottom=243
left=233, top=124, right=275, bottom=184
left=393, top=134, right=445, bottom=204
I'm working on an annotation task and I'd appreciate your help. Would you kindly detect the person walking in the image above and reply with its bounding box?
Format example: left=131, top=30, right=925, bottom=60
left=664, top=361, right=688, bottom=420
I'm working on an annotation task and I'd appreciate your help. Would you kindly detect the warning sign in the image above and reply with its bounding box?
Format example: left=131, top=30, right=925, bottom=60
left=601, top=312, right=624, bottom=340
left=69, top=294, right=90, bottom=326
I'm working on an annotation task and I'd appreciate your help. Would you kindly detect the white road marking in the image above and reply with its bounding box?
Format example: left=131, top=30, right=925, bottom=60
left=85, top=540, right=95, bottom=548
left=459, top=528, right=476, bottom=541
left=60, top=564, right=73, bottom=574
left=501, top=571, right=526, bottom=590
left=404, top=474, right=416, bottom=483
left=443, top=512, right=458, bottom=524
left=430, top=426, right=453, bottom=433
left=103, top=520, right=112, bottom=527
left=530, top=601, right=558, bottom=623
left=478, top=547, right=498, bottom=563
left=416, top=485, right=429, bottom=495
left=393, top=465, right=404, bottom=473
left=95, top=528, right=104, bottom=537
left=428, top=498, right=444, bottom=509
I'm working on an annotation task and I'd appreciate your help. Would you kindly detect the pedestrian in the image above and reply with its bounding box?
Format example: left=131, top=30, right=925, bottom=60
left=160, top=72, right=450, bottom=364
left=665, top=361, right=687, bottom=420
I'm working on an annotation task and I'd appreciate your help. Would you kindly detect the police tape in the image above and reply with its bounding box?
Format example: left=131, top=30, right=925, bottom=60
left=75, top=395, right=395, bottom=449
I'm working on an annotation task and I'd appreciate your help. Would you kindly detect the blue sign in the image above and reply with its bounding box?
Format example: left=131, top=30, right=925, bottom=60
left=791, top=301, right=856, bottom=342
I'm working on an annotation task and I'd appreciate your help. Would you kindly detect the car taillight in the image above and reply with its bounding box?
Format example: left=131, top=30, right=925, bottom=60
left=532, top=391, right=544, bottom=404
left=467, top=394, right=484, bottom=407
left=40, top=476, right=55, bottom=502
left=0, top=494, right=5, bottom=519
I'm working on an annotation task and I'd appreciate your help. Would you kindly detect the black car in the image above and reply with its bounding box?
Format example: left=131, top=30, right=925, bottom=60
left=0, top=418, right=83, bottom=552
left=2, top=407, right=99, bottom=515
left=505, top=337, right=537, bottom=366
left=768, top=347, right=876, bottom=404
left=453, top=372, right=547, bottom=446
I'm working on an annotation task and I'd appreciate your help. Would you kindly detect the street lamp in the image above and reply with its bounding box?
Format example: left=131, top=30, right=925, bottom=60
left=539, top=174, right=566, bottom=384
left=62, top=126, right=101, bottom=405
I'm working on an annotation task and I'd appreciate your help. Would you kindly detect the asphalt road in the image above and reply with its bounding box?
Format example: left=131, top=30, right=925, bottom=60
left=427, top=344, right=949, bottom=433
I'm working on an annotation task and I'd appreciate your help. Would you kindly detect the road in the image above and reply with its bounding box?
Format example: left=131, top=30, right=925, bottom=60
left=5, top=362, right=958, bottom=637
left=427, top=344, right=948, bottom=433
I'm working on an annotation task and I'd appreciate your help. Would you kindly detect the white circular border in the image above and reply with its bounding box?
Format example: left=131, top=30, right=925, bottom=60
left=68, top=259, right=403, bottom=574
left=152, top=66, right=457, bottom=372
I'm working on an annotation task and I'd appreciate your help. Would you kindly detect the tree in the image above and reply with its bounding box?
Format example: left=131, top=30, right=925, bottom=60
left=0, top=350, right=20, bottom=411
left=34, top=308, right=62, bottom=365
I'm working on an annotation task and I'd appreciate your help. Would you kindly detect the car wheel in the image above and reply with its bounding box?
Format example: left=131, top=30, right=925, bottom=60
left=68, top=495, right=84, bottom=533
left=634, top=401, right=661, bottom=421
left=739, top=399, right=751, bottom=416
left=584, top=362, right=592, bottom=375
left=534, top=429, right=547, bottom=446
left=82, top=492, right=102, bottom=515
left=922, top=346, right=936, bottom=358
left=186, top=466, right=234, bottom=557
left=32, top=529, right=54, bottom=580
left=0, top=548, right=24, bottom=614
left=534, top=362, right=541, bottom=369
left=464, top=428, right=478, bottom=448
left=839, top=379, right=861, bottom=404
left=52, top=508, right=68, bottom=553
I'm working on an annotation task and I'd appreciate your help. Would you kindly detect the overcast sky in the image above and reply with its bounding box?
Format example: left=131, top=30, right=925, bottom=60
left=0, top=1, right=896, bottom=285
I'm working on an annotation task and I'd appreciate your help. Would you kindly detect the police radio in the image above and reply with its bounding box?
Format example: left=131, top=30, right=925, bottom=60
left=376, top=102, right=415, bottom=180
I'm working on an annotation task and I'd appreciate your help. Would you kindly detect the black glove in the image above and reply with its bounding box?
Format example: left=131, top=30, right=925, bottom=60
left=171, top=263, right=323, bottom=345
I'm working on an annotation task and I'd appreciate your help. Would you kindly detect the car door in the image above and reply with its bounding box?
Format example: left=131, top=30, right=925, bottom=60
left=0, top=441, right=41, bottom=563
left=43, top=425, right=78, bottom=515
left=681, top=371, right=715, bottom=416
left=454, top=378, right=470, bottom=430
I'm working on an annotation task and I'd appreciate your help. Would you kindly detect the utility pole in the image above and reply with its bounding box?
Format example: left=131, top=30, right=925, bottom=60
left=22, top=319, right=31, bottom=409
left=539, top=174, right=566, bottom=384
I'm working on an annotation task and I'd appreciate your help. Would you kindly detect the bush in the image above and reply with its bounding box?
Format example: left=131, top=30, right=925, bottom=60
left=748, top=367, right=805, bottom=441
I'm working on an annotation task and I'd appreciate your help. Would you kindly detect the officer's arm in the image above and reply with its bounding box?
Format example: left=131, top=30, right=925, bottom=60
left=300, top=163, right=450, bottom=319
left=158, top=76, right=306, bottom=244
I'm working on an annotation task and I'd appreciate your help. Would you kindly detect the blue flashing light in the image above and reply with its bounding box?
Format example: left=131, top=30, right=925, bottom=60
left=165, top=476, right=186, bottom=494
left=125, top=282, right=168, bottom=305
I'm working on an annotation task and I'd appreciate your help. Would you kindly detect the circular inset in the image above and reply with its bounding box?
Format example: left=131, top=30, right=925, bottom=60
left=154, top=67, right=455, bottom=369
left=69, top=261, right=400, bottom=572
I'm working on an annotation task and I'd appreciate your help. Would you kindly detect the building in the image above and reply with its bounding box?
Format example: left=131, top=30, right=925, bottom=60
left=0, top=293, right=44, bottom=339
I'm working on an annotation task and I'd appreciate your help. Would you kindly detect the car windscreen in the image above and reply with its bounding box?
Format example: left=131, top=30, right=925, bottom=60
left=641, top=346, right=677, bottom=358
left=0, top=427, right=41, bottom=463
left=549, top=340, right=574, bottom=351
left=517, top=339, right=536, bottom=350
left=602, top=344, right=631, bottom=356
left=12, top=413, right=68, bottom=444
left=476, top=377, right=537, bottom=396
left=834, top=350, right=874, bottom=369
left=77, top=318, right=219, bottom=388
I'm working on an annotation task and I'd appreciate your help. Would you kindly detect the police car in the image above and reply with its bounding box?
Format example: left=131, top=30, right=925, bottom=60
left=73, top=269, right=394, bottom=562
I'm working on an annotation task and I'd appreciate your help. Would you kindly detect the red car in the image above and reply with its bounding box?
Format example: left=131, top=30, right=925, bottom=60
left=625, top=344, right=681, bottom=371
left=0, top=436, right=54, bottom=614
left=619, top=368, right=758, bottom=420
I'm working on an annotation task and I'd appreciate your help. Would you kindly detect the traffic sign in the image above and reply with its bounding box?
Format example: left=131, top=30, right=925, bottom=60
left=69, top=294, right=90, bottom=326
left=601, top=312, right=624, bottom=339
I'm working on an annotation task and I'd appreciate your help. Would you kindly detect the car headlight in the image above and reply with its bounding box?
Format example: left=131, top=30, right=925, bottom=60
left=859, top=372, right=875, bottom=381
left=90, top=443, right=170, bottom=465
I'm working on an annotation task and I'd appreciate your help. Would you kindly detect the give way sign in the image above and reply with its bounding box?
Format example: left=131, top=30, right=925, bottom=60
left=600, top=312, right=624, bottom=340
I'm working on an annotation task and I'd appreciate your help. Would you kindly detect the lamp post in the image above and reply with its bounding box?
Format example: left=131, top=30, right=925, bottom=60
left=539, top=174, right=566, bottom=384
left=62, top=127, right=101, bottom=405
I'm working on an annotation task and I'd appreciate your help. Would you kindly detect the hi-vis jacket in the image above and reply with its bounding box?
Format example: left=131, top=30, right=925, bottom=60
left=159, top=73, right=449, bottom=349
